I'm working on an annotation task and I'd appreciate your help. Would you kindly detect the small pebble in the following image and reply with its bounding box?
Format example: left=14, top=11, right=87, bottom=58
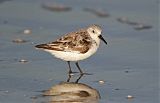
left=19, top=59, right=28, bottom=63
left=24, top=94, right=27, bottom=97
left=125, top=70, right=129, bottom=73
left=134, top=24, right=152, bottom=30
left=95, top=10, right=110, bottom=17
left=83, top=8, right=109, bottom=18
left=114, top=88, right=120, bottom=90
left=0, top=90, right=9, bottom=94
left=98, top=80, right=105, bottom=84
left=49, top=78, right=54, bottom=81
left=4, top=90, right=9, bottom=93
left=31, top=42, right=36, bottom=44
left=117, top=17, right=139, bottom=25
left=12, top=38, right=27, bottom=43
left=30, top=96, right=38, bottom=99
left=117, top=17, right=129, bottom=23
left=42, top=3, right=71, bottom=12
left=126, top=95, right=134, bottom=99
left=23, top=29, right=32, bottom=34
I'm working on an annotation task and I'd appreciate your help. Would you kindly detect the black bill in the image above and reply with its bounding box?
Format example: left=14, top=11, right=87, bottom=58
left=98, top=35, right=107, bottom=45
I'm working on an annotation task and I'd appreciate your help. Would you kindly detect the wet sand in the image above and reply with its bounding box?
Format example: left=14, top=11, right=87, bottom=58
left=0, top=0, right=158, bottom=103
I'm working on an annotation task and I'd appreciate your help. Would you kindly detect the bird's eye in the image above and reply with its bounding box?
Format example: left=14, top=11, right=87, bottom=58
left=92, top=30, right=95, bottom=33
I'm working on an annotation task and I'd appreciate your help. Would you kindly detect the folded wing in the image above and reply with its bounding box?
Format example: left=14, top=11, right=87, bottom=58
left=35, top=29, right=92, bottom=54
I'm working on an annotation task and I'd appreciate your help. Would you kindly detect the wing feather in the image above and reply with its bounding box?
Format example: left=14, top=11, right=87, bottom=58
left=35, top=29, right=92, bottom=54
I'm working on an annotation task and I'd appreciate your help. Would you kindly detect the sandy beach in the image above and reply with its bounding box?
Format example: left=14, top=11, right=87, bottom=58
left=0, top=0, right=158, bottom=103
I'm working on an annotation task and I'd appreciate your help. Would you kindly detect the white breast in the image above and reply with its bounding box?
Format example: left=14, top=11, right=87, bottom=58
left=44, top=42, right=99, bottom=61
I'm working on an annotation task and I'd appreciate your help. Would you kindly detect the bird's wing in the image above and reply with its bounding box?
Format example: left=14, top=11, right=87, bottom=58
left=35, top=29, right=92, bottom=54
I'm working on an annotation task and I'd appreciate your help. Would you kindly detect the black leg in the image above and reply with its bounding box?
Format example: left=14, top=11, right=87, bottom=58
left=67, top=61, right=72, bottom=74
left=67, top=73, right=71, bottom=82
left=75, top=62, right=83, bottom=74
left=75, top=74, right=84, bottom=83
left=75, top=62, right=93, bottom=75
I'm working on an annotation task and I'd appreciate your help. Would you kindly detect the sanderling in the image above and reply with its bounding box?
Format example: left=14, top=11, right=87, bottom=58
left=35, top=24, right=107, bottom=74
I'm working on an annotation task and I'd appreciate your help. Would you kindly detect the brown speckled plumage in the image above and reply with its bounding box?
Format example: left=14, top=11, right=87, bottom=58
left=35, top=29, right=92, bottom=54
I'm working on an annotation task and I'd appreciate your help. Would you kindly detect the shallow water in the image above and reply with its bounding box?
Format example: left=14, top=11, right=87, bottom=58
left=0, top=0, right=158, bottom=103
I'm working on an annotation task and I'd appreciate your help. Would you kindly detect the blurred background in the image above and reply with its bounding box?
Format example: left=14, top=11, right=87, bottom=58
left=0, top=0, right=158, bottom=103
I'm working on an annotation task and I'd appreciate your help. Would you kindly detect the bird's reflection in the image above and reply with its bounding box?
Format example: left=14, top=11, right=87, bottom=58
left=36, top=74, right=100, bottom=103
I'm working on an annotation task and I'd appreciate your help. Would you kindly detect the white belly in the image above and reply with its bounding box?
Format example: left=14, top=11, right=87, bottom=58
left=44, top=44, right=99, bottom=61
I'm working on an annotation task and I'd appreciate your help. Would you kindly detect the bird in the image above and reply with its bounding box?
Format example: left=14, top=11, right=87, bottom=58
left=35, top=24, right=107, bottom=75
